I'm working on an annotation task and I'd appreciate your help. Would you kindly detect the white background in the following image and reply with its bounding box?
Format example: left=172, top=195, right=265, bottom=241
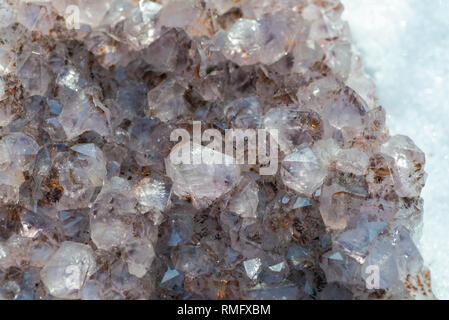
left=342, top=0, right=449, bottom=299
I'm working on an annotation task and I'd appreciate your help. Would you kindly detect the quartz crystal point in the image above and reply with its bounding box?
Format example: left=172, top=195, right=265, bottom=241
left=0, top=133, right=39, bottom=203
left=166, top=142, right=241, bottom=209
left=134, top=177, right=172, bottom=214
left=0, top=0, right=434, bottom=300
left=123, top=1, right=162, bottom=51
left=281, top=145, right=327, bottom=197
left=54, top=144, right=107, bottom=210
left=147, top=79, right=189, bottom=122
left=214, top=11, right=305, bottom=66
left=380, top=135, right=426, bottom=198
left=226, top=175, right=259, bottom=219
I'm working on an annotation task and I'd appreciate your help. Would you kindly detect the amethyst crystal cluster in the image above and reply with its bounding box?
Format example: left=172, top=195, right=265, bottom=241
left=0, top=0, right=434, bottom=300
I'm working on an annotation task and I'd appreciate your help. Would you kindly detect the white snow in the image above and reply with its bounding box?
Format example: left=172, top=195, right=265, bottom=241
left=342, top=0, right=449, bottom=299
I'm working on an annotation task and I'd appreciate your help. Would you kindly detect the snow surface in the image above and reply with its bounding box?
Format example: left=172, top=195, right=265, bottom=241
left=342, top=0, right=449, bottom=299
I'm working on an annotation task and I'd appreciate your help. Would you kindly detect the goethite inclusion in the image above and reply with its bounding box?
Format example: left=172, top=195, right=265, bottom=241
left=0, top=0, right=434, bottom=300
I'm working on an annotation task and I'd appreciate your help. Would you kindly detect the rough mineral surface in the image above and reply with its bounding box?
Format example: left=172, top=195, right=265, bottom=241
left=0, top=0, right=434, bottom=300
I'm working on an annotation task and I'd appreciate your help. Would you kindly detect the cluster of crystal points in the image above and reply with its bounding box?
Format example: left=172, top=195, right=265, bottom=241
left=0, top=0, right=434, bottom=300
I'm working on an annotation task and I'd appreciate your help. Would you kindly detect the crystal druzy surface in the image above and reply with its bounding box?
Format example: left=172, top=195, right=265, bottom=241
left=0, top=0, right=434, bottom=299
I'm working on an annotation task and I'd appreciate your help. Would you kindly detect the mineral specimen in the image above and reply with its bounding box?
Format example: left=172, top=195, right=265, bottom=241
left=0, top=0, right=434, bottom=300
